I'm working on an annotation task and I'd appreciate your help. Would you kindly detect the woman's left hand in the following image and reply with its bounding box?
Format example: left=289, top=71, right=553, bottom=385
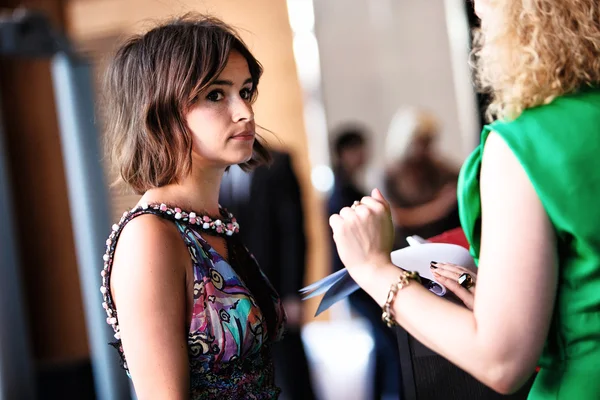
left=430, top=262, right=476, bottom=310
left=329, top=189, right=395, bottom=281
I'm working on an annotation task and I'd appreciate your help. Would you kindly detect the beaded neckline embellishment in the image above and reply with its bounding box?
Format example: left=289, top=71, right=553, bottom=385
left=100, top=202, right=240, bottom=342
left=134, top=203, right=239, bottom=235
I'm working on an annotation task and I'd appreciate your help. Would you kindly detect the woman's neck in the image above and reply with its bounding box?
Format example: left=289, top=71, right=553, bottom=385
left=141, top=165, right=225, bottom=216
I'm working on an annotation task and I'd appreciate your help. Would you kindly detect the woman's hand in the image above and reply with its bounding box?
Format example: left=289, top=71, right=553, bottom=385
left=329, top=189, right=395, bottom=282
left=430, top=262, right=476, bottom=310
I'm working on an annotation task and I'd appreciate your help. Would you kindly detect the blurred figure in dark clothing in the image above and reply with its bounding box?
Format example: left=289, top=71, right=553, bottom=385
left=220, top=150, right=315, bottom=400
left=327, top=126, right=402, bottom=400
left=383, top=108, right=460, bottom=250
left=327, top=129, right=368, bottom=233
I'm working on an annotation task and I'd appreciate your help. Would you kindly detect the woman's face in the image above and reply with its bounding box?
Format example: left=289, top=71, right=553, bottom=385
left=186, top=51, right=257, bottom=169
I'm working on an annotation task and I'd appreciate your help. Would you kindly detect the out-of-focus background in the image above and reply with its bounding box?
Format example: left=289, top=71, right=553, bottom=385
left=0, top=0, right=484, bottom=399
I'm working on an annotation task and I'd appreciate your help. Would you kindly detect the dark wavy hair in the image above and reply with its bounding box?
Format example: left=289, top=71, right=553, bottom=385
left=103, top=13, right=271, bottom=195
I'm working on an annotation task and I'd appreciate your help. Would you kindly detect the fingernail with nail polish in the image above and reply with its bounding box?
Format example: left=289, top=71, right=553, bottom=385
left=430, top=261, right=438, bottom=269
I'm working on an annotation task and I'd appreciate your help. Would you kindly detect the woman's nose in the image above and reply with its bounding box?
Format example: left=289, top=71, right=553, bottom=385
left=231, top=97, right=253, bottom=122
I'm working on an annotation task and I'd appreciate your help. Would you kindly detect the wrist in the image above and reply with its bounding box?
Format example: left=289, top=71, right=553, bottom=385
left=348, top=256, right=394, bottom=285
left=382, top=270, right=422, bottom=328
left=348, top=259, right=407, bottom=308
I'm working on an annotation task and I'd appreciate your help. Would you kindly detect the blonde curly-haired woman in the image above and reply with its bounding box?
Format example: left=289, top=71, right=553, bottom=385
left=328, top=0, right=600, bottom=398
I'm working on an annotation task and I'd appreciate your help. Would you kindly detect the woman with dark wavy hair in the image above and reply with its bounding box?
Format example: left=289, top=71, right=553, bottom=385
left=328, top=0, right=600, bottom=398
left=99, top=14, right=285, bottom=399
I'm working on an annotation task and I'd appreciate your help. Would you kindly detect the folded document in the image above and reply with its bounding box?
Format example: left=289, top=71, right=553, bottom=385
left=300, top=236, right=476, bottom=316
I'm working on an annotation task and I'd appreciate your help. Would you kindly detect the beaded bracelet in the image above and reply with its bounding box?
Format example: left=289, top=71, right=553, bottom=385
left=381, top=270, right=421, bottom=328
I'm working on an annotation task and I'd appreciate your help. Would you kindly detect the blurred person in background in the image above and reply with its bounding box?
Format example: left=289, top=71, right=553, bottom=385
left=327, top=127, right=368, bottom=231
left=100, top=14, right=286, bottom=399
left=220, top=150, right=316, bottom=400
left=328, top=126, right=402, bottom=400
left=328, top=0, right=600, bottom=398
left=383, top=108, right=460, bottom=250
left=384, top=108, right=521, bottom=399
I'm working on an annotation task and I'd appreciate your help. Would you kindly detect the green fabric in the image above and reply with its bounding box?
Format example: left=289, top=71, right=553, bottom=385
left=458, top=87, right=600, bottom=399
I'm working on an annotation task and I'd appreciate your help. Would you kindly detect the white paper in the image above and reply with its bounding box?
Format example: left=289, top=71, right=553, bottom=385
left=392, top=240, right=476, bottom=293
left=301, top=236, right=476, bottom=316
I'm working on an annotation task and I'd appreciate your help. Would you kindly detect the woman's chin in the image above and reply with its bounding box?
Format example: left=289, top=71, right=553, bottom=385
left=228, top=149, right=254, bottom=166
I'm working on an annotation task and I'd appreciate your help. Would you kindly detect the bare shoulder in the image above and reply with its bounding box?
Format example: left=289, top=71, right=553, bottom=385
left=482, top=130, right=512, bottom=164
left=110, top=214, right=189, bottom=305
left=480, top=130, right=548, bottom=233
left=108, top=213, right=191, bottom=396
left=480, top=130, right=538, bottom=200
left=115, top=213, right=186, bottom=255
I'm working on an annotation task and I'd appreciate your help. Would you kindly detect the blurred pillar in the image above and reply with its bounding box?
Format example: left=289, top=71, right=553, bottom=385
left=0, top=9, right=131, bottom=400
left=0, top=96, right=36, bottom=400
left=51, top=51, right=131, bottom=400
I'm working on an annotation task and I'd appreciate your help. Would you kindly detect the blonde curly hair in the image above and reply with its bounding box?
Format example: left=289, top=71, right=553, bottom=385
left=472, top=0, right=600, bottom=121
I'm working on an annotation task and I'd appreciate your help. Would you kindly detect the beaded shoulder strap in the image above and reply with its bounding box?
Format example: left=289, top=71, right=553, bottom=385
left=99, top=203, right=240, bottom=346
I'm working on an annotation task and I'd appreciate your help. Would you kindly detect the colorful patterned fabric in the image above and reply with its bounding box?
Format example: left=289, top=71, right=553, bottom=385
left=101, top=205, right=286, bottom=399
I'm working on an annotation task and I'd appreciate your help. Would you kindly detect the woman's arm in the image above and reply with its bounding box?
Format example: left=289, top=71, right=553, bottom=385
left=330, top=132, right=557, bottom=394
left=391, top=183, right=457, bottom=227
left=111, top=215, right=190, bottom=399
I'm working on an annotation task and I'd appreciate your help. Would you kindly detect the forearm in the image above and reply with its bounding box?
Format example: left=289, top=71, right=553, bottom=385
left=353, top=263, right=520, bottom=392
left=393, top=197, right=455, bottom=227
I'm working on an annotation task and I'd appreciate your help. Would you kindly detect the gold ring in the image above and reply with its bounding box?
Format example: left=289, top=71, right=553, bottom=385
left=351, top=200, right=361, bottom=210
left=458, top=273, right=474, bottom=289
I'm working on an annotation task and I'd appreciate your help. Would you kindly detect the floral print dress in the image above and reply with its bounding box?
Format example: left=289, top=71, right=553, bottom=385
left=100, top=204, right=286, bottom=399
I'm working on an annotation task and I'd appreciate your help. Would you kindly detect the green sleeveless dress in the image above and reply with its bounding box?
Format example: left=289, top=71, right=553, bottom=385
left=458, top=87, right=600, bottom=399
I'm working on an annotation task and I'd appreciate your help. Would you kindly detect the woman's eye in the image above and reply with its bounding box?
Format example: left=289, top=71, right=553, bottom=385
left=240, top=87, right=254, bottom=100
left=206, top=90, right=224, bottom=102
